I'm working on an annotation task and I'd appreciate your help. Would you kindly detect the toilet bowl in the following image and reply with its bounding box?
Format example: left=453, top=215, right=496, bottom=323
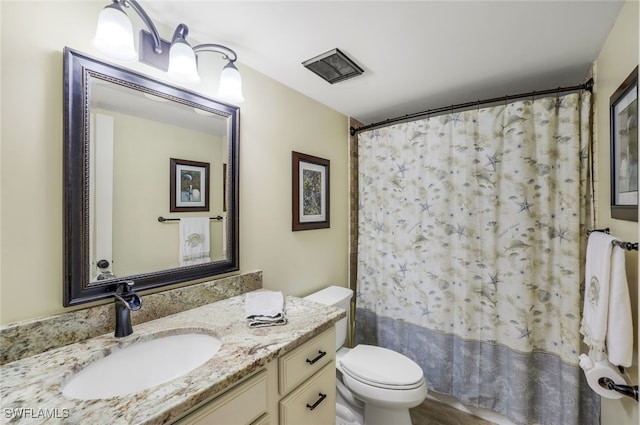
left=336, top=402, right=361, bottom=425
left=304, top=286, right=428, bottom=425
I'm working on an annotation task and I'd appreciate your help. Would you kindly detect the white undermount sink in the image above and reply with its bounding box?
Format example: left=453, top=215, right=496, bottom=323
left=61, top=333, right=221, bottom=400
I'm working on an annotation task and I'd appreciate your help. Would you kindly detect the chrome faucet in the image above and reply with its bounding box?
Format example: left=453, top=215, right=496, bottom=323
left=113, top=281, right=142, bottom=338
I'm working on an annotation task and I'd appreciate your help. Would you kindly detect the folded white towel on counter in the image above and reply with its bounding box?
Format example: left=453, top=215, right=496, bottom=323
left=245, top=290, right=287, bottom=328
left=580, top=232, right=633, bottom=367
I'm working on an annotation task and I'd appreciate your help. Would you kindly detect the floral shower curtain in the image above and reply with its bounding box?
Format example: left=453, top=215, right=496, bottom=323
left=355, top=92, right=598, bottom=425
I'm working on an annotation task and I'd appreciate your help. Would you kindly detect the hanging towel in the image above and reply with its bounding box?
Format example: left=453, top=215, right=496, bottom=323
left=245, top=290, right=287, bottom=328
left=221, top=215, right=227, bottom=258
left=179, top=217, right=211, bottom=266
left=579, top=232, right=633, bottom=367
left=607, top=240, right=633, bottom=366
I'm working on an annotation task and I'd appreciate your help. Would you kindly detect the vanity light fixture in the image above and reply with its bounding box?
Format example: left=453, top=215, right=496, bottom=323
left=92, top=0, right=244, bottom=104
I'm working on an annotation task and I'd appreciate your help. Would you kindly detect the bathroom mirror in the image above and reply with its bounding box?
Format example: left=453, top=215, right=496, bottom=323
left=63, top=47, right=239, bottom=306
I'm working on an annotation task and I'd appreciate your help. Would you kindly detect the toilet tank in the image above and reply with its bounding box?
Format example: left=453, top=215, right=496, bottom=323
left=304, top=286, right=353, bottom=351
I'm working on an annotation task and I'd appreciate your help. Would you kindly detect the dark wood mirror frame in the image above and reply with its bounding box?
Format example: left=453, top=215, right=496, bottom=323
left=63, top=47, right=240, bottom=306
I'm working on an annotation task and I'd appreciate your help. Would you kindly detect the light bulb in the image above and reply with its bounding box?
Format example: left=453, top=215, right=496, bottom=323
left=217, top=62, right=244, bottom=104
left=92, top=5, right=137, bottom=62
left=167, top=41, right=200, bottom=84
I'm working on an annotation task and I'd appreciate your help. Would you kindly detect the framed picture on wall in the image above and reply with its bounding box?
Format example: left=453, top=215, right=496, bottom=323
left=292, top=151, right=330, bottom=231
left=610, top=66, right=638, bottom=222
left=170, top=158, right=210, bottom=212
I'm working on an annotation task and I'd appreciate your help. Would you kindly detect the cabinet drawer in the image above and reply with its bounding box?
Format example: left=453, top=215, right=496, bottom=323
left=279, top=327, right=335, bottom=395
left=175, top=370, right=268, bottom=425
left=251, top=413, right=270, bottom=425
left=279, top=362, right=336, bottom=425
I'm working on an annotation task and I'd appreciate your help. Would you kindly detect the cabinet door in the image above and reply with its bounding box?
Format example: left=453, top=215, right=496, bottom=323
left=279, top=363, right=336, bottom=425
left=176, top=370, right=268, bottom=425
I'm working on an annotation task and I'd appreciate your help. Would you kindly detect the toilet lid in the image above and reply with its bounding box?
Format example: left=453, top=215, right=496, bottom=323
left=339, top=345, right=424, bottom=388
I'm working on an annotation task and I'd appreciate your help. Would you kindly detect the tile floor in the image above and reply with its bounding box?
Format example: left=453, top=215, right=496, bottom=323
left=409, top=399, right=497, bottom=425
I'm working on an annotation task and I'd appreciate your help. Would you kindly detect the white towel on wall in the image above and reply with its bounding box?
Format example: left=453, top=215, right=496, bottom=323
left=221, top=215, right=227, bottom=258
left=245, top=290, right=287, bottom=328
left=606, top=243, right=633, bottom=366
left=179, top=217, right=211, bottom=266
left=579, top=232, right=633, bottom=367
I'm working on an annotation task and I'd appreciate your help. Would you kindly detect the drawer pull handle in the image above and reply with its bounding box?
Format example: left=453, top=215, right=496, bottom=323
left=306, top=350, right=327, bottom=365
left=306, top=393, right=327, bottom=411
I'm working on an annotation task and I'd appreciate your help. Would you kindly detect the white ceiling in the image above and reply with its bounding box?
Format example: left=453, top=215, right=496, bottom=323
left=142, top=0, right=624, bottom=125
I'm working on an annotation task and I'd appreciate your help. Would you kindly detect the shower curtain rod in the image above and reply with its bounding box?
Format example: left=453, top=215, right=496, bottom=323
left=349, top=79, right=594, bottom=136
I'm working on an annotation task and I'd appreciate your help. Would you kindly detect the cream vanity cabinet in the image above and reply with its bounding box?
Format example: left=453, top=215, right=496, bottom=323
left=174, top=370, right=269, bottom=425
left=277, top=327, right=336, bottom=425
left=175, top=327, right=336, bottom=425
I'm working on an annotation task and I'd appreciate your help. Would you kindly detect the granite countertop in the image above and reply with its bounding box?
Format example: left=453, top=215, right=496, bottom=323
left=0, top=293, right=345, bottom=424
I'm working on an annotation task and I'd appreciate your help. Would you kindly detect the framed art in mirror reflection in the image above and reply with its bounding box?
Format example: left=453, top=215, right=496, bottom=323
left=170, top=158, right=210, bottom=212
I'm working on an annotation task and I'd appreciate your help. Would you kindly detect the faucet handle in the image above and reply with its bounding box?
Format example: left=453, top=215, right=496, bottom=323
left=114, top=281, right=142, bottom=312
left=116, top=280, right=135, bottom=293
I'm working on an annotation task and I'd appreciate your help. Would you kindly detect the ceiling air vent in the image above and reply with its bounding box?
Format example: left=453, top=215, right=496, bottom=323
left=302, top=48, right=364, bottom=84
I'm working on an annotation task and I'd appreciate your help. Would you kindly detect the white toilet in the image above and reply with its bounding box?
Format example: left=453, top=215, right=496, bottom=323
left=304, top=286, right=428, bottom=425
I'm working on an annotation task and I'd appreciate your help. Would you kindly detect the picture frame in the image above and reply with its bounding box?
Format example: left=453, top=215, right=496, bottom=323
left=610, top=66, right=638, bottom=222
left=170, top=158, right=210, bottom=212
left=292, top=151, right=330, bottom=231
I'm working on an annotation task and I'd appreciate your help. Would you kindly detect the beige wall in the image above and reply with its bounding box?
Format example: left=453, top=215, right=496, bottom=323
left=593, top=1, right=639, bottom=423
left=106, top=110, right=225, bottom=275
left=2, top=1, right=638, bottom=420
left=0, top=1, right=349, bottom=324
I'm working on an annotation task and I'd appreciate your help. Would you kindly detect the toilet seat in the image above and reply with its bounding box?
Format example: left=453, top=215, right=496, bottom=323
left=339, top=345, right=425, bottom=390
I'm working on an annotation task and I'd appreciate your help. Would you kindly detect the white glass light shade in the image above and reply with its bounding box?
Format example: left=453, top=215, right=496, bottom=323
left=167, top=42, right=201, bottom=84
left=217, top=62, right=244, bottom=104
left=92, top=6, right=137, bottom=62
